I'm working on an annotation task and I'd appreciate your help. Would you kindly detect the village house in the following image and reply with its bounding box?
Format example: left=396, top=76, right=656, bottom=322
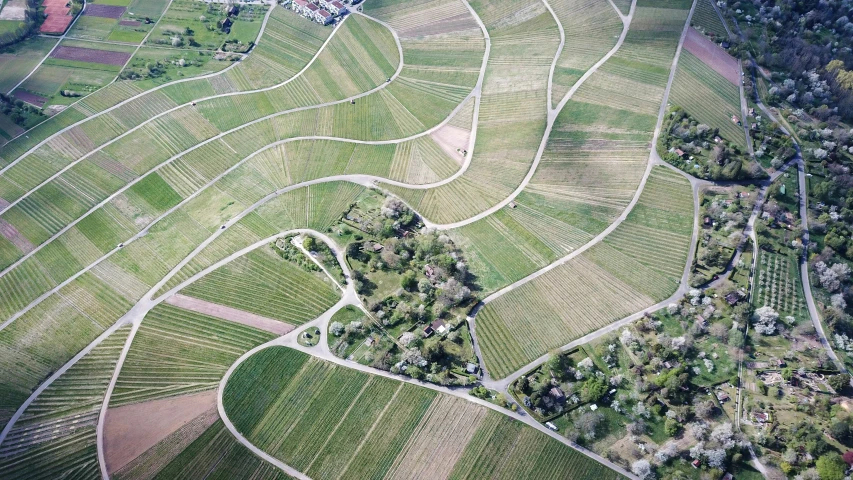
left=292, top=0, right=311, bottom=15
left=319, top=0, right=347, bottom=14
left=466, top=362, right=479, bottom=375
left=716, top=390, right=730, bottom=403
left=430, top=319, right=447, bottom=335
left=549, top=386, right=565, bottom=403
left=315, top=8, right=333, bottom=24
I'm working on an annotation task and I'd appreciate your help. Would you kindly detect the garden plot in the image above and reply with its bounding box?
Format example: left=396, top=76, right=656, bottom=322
left=223, top=346, right=625, bottom=480
left=0, top=326, right=128, bottom=478
left=110, top=304, right=275, bottom=406
left=670, top=50, right=745, bottom=148
left=549, top=0, right=624, bottom=107
left=754, top=250, right=806, bottom=319
left=383, top=0, right=559, bottom=223
left=179, top=247, right=340, bottom=325
left=476, top=167, right=694, bottom=378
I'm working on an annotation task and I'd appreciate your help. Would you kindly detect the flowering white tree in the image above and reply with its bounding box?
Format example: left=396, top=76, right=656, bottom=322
left=752, top=306, right=779, bottom=335
left=632, top=459, right=654, bottom=480
left=706, top=448, right=727, bottom=469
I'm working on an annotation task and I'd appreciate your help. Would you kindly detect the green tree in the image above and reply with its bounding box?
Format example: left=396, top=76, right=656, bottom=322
left=816, top=453, right=846, bottom=480
left=664, top=417, right=681, bottom=436
left=581, top=377, right=608, bottom=403
left=781, top=366, right=794, bottom=381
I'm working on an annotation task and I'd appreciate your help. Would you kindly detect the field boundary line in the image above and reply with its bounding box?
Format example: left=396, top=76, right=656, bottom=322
left=416, top=0, right=635, bottom=230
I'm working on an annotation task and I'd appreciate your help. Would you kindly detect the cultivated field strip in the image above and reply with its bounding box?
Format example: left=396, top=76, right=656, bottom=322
left=180, top=247, right=340, bottom=324
left=156, top=182, right=365, bottom=297
left=0, top=326, right=129, bottom=478
left=0, top=272, right=134, bottom=427
left=223, top=347, right=625, bottom=480
left=448, top=0, right=689, bottom=290
left=691, top=0, right=728, bottom=38
left=0, top=5, right=483, bottom=298
left=755, top=250, right=806, bottom=319
left=670, top=50, right=745, bottom=147
left=110, top=304, right=275, bottom=407
left=382, top=0, right=560, bottom=223
left=145, top=420, right=292, bottom=480
left=112, top=407, right=220, bottom=480
left=0, top=7, right=329, bottom=167
left=549, top=0, right=624, bottom=108
left=476, top=167, right=694, bottom=378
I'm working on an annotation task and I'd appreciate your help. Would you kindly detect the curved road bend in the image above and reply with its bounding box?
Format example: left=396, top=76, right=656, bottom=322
left=0, top=17, right=408, bottom=280
left=217, top=302, right=639, bottom=480
left=93, top=229, right=350, bottom=479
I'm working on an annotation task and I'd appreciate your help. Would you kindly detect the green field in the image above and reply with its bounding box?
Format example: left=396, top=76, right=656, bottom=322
left=0, top=37, right=59, bottom=93
left=0, top=326, right=129, bottom=479
left=476, top=167, right=694, bottom=378
left=224, top=346, right=626, bottom=480
left=0, top=272, right=134, bottom=426
left=448, top=0, right=689, bottom=291
left=670, top=50, right=745, bottom=148
left=111, top=303, right=275, bottom=406
left=180, top=246, right=340, bottom=324
left=691, top=0, right=728, bottom=39
left=550, top=0, right=624, bottom=108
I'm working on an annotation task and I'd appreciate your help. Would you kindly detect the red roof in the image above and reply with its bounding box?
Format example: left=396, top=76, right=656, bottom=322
left=294, top=0, right=309, bottom=5
left=330, top=0, right=345, bottom=7
left=305, top=3, right=319, bottom=11
left=317, top=8, right=332, bottom=17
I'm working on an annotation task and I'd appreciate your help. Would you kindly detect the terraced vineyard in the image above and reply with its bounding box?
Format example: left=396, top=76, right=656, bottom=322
left=225, top=347, right=625, bottom=480
left=670, top=50, right=744, bottom=147
left=0, top=325, right=129, bottom=479
left=0, top=0, right=729, bottom=476
left=181, top=247, right=340, bottom=324
left=476, top=166, right=694, bottom=378
left=451, top=0, right=691, bottom=290
left=111, top=304, right=275, bottom=406
left=691, top=0, right=728, bottom=38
